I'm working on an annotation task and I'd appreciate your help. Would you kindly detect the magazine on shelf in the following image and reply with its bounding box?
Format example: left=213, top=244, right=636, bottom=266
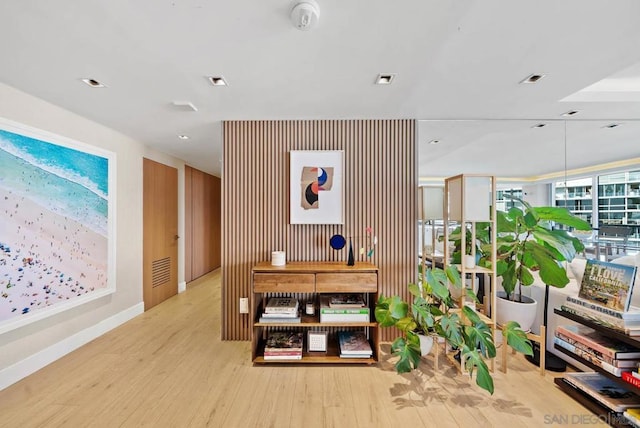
left=337, top=331, right=373, bottom=356
left=554, top=332, right=639, bottom=367
left=264, top=331, right=303, bottom=352
left=560, top=303, right=627, bottom=331
left=553, top=336, right=632, bottom=376
left=260, top=311, right=300, bottom=318
left=564, top=372, right=640, bottom=412
left=264, top=297, right=299, bottom=314
left=328, top=293, right=366, bottom=308
left=566, top=295, right=640, bottom=323
left=622, top=371, right=640, bottom=389
left=320, top=297, right=370, bottom=322
left=556, top=324, right=640, bottom=359
left=258, top=316, right=301, bottom=323
left=578, top=259, right=638, bottom=312
left=625, top=408, right=640, bottom=428
left=263, top=354, right=303, bottom=360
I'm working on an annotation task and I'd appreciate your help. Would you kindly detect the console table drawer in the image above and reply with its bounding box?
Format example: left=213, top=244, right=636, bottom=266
left=253, top=273, right=315, bottom=292
left=315, top=273, right=377, bottom=292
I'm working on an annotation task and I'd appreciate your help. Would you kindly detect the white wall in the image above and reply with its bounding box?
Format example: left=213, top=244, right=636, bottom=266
left=0, top=83, right=185, bottom=389
left=522, top=183, right=551, bottom=206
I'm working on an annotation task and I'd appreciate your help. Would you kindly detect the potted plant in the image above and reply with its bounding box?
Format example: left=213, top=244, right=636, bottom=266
left=491, top=197, right=592, bottom=331
left=375, top=264, right=532, bottom=395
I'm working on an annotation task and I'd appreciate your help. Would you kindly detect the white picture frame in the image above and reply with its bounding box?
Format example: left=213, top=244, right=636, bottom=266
left=290, top=150, right=344, bottom=224
left=0, top=117, right=116, bottom=334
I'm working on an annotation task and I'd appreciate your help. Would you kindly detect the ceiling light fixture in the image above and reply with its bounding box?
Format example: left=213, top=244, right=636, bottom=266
left=604, top=123, right=621, bottom=129
left=561, top=110, right=580, bottom=117
left=178, top=135, right=190, bottom=140
left=375, top=73, right=396, bottom=85
left=207, top=76, right=228, bottom=86
left=520, top=73, right=546, bottom=84
left=290, top=0, right=320, bottom=31
left=172, top=101, right=198, bottom=112
left=532, top=123, right=546, bottom=128
left=81, top=78, right=106, bottom=88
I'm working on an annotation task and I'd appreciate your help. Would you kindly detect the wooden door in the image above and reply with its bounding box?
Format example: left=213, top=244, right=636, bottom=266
left=143, top=158, right=178, bottom=310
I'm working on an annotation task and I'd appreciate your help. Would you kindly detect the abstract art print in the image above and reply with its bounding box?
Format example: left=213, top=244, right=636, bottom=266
left=0, top=118, right=115, bottom=333
left=290, top=150, right=343, bottom=224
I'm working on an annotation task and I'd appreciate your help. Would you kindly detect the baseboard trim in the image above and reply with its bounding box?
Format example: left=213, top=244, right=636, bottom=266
left=0, top=302, right=144, bottom=391
left=178, top=281, right=187, bottom=293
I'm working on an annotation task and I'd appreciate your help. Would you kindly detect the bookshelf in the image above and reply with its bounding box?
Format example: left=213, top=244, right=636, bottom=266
left=251, top=261, right=378, bottom=364
left=554, top=308, right=640, bottom=426
left=443, top=174, right=497, bottom=372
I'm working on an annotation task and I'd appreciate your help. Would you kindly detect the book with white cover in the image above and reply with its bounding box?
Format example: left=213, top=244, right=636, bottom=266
left=264, top=297, right=299, bottom=314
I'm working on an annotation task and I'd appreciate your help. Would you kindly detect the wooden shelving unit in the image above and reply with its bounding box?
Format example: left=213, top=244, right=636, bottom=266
left=251, top=261, right=379, bottom=364
left=554, top=308, right=640, bottom=426
left=443, top=174, right=497, bottom=372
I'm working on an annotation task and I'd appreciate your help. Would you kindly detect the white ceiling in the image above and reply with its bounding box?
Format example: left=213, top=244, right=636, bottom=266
left=1, top=1, right=640, bottom=179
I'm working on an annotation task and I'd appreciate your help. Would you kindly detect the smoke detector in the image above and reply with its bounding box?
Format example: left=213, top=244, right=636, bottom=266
left=290, top=1, right=320, bottom=31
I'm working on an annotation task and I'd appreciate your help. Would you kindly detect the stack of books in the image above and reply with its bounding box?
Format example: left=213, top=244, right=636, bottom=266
left=328, top=294, right=366, bottom=308
left=560, top=295, right=640, bottom=335
left=337, top=330, right=373, bottom=358
left=259, top=297, right=300, bottom=323
left=563, top=372, right=640, bottom=413
left=263, top=331, right=303, bottom=360
left=624, top=408, right=640, bottom=427
left=320, top=295, right=370, bottom=323
left=622, top=370, right=640, bottom=389
left=554, top=324, right=640, bottom=376
left=559, top=259, right=640, bottom=335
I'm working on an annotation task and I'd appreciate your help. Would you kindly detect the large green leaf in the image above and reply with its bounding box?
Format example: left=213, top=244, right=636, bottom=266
left=531, top=228, right=579, bottom=262
left=395, top=316, right=417, bottom=333
left=532, top=206, right=592, bottom=230
left=502, top=321, right=533, bottom=356
left=390, top=334, right=422, bottom=373
left=528, top=241, right=570, bottom=287
left=375, top=295, right=408, bottom=327
left=461, top=346, right=494, bottom=395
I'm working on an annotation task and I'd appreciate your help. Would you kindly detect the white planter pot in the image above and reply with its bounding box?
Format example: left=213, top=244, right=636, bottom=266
left=463, top=254, right=476, bottom=268
left=417, top=334, right=434, bottom=356
left=496, top=291, right=538, bottom=333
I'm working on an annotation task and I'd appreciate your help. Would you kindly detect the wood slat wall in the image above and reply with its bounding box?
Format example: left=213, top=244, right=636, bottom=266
left=222, top=120, right=417, bottom=340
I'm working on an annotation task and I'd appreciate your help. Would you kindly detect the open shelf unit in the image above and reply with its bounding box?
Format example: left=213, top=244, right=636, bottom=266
left=251, top=261, right=378, bottom=364
left=443, top=174, right=497, bottom=372
left=554, top=308, right=640, bottom=426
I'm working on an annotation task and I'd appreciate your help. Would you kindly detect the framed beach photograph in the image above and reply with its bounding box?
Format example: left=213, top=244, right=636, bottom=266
left=289, top=150, right=343, bottom=224
left=0, top=118, right=116, bottom=334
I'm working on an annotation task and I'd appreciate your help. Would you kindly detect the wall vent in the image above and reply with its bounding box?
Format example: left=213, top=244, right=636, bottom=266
left=152, top=257, right=171, bottom=288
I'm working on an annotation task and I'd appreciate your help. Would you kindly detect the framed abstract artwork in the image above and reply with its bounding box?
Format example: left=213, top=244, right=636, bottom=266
left=0, top=118, right=116, bottom=334
left=290, top=150, right=344, bottom=224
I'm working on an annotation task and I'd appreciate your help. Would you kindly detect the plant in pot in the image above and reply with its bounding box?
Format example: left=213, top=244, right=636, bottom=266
left=492, top=197, right=592, bottom=332
left=375, top=264, right=532, bottom=395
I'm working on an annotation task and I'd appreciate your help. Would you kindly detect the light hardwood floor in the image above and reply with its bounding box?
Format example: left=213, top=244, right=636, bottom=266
left=0, top=269, right=606, bottom=427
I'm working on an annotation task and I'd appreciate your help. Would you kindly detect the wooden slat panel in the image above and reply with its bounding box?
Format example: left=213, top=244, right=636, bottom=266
left=222, top=120, right=416, bottom=340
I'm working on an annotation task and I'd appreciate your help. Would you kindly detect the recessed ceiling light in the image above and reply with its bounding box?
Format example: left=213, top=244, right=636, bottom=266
left=207, top=76, right=228, bottom=86
left=81, top=78, right=106, bottom=88
left=561, top=110, right=580, bottom=117
left=375, top=73, right=396, bottom=85
left=178, top=135, right=190, bottom=140
left=532, top=123, right=546, bottom=128
left=604, top=123, right=621, bottom=129
left=428, top=139, right=440, bottom=145
left=520, top=73, right=546, bottom=84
